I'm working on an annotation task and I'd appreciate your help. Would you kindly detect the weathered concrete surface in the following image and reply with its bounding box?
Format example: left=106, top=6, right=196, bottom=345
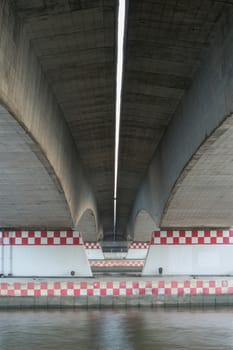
left=0, top=1, right=99, bottom=236
left=127, top=7, right=233, bottom=237
left=77, top=209, right=100, bottom=241
left=0, top=106, right=71, bottom=227
left=162, top=115, right=233, bottom=227
left=133, top=209, right=158, bottom=241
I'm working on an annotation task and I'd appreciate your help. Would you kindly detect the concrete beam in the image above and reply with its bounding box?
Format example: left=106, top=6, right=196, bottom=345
left=0, top=1, right=100, bottom=235
left=127, top=8, right=233, bottom=237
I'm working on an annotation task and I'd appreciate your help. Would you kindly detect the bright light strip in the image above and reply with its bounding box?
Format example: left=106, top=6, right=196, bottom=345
left=114, top=0, right=126, bottom=239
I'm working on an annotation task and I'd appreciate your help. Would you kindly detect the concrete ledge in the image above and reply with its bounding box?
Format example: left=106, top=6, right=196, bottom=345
left=0, top=277, right=232, bottom=309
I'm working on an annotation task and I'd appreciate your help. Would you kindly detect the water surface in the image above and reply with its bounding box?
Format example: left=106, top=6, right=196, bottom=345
left=0, top=308, right=233, bottom=349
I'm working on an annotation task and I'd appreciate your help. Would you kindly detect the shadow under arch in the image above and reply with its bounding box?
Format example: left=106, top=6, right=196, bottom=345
left=0, top=104, right=72, bottom=228
left=76, top=208, right=100, bottom=241
left=133, top=208, right=158, bottom=241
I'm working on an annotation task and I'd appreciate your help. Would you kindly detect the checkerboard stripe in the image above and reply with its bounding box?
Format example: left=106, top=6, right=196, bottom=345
left=0, top=231, right=83, bottom=245
left=0, top=279, right=232, bottom=297
left=85, top=242, right=102, bottom=249
left=128, top=242, right=149, bottom=249
left=151, top=230, right=233, bottom=245
left=89, top=260, right=144, bottom=267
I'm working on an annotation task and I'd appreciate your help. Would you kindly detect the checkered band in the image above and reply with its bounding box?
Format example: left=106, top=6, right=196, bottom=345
left=129, top=242, right=149, bottom=249
left=151, top=230, right=233, bottom=245
left=90, top=260, right=144, bottom=267
left=85, top=242, right=102, bottom=249
left=0, top=231, right=83, bottom=245
left=0, top=279, right=232, bottom=297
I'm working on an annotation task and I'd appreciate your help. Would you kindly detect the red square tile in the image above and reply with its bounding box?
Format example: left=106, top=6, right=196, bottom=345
left=139, top=288, right=145, bottom=295
left=100, top=289, right=106, bottom=296
left=203, top=288, right=209, bottom=295
left=197, top=281, right=203, bottom=288
left=41, top=283, right=48, bottom=289
left=171, top=281, right=178, bottom=288
left=190, top=288, right=196, bottom=295
left=165, top=288, right=171, bottom=295
left=211, top=237, right=216, bottom=244
left=209, top=281, right=215, bottom=288
left=161, top=237, right=166, bottom=244
left=177, top=288, right=184, bottom=295
left=126, top=289, right=133, bottom=296
left=158, top=281, right=165, bottom=288
left=74, top=289, right=80, bottom=296
left=47, top=289, right=54, bottom=296
left=61, top=290, right=67, bottom=296
left=152, top=288, right=158, bottom=295
left=48, top=238, right=54, bottom=245
left=215, top=288, right=222, bottom=295
left=80, top=282, right=87, bottom=289
left=180, top=231, right=185, bottom=237
left=87, top=289, right=93, bottom=296
left=113, top=289, right=119, bottom=296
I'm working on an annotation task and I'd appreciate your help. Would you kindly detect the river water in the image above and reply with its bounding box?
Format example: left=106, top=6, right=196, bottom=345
left=0, top=308, right=233, bottom=349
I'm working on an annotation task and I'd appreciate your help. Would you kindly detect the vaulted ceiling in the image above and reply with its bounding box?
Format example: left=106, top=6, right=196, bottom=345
left=10, top=0, right=231, bottom=239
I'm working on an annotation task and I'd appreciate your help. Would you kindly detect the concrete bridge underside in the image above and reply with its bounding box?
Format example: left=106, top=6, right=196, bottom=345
left=0, top=1, right=233, bottom=241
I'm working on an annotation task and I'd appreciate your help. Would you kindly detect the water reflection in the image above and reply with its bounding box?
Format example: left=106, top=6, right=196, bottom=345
left=0, top=308, right=233, bottom=349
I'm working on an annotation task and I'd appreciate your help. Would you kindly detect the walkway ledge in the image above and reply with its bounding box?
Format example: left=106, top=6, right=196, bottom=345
left=0, top=277, right=232, bottom=309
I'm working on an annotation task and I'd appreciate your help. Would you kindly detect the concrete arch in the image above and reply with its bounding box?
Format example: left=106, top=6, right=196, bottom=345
left=76, top=208, right=102, bottom=242
left=0, top=104, right=72, bottom=228
left=0, top=2, right=100, bottom=232
left=127, top=9, right=233, bottom=235
left=132, top=209, right=158, bottom=241
left=162, top=114, right=233, bottom=227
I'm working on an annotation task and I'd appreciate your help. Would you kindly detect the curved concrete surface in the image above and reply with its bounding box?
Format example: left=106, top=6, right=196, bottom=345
left=127, top=8, right=233, bottom=237
left=0, top=1, right=99, bottom=232
left=132, top=209, right=158, bottom=241
left=76, top=208, right=100, bottom=241
left=0, top=106, right=72, bottom=228
left=162, top=114, right=233, bottom=227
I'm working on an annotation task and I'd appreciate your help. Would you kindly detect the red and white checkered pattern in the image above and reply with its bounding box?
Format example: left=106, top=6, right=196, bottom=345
left=129, top=242, right=149, bottom=249
left=85, top=242, right=102, bottom=249
left=151, top=230, right=233, bottom=245
left=90, top=260, right=144, bottom=267
left=0, top=279, right=232, bottom=297
left=0, top=231, right=83, bottom=245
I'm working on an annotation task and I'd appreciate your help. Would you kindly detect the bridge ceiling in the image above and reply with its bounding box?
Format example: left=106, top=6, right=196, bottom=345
left=11, top=0, right=230, bottom=238
left=0, top=106, right=72, bottom=228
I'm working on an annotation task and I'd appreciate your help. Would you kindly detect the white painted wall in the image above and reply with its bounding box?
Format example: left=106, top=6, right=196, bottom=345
left=142, top=245, right=233, bottom=275
left=86, top=249, right=104, bottom=260
left=126, top=249, right=148, bottom=259
left=1, top=246, right=92, bottom=277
